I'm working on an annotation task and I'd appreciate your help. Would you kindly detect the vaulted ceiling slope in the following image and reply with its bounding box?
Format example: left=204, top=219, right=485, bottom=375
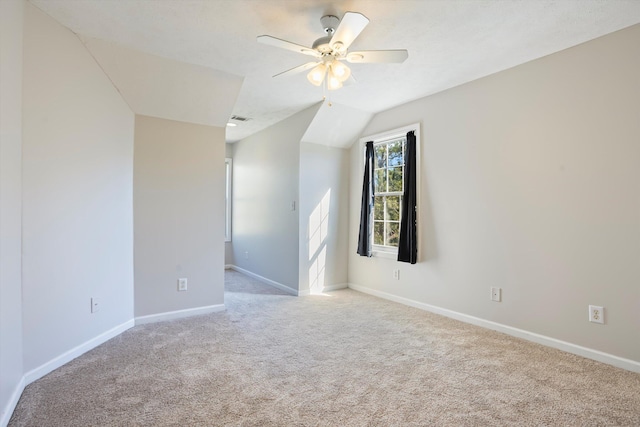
left=82, top=36, right=244, bottom=128
left=30, top=0, right=640, bottom=148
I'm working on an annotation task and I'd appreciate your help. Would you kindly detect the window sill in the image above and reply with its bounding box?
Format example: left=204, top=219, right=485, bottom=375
left=372, top=250, right=397, bottom=260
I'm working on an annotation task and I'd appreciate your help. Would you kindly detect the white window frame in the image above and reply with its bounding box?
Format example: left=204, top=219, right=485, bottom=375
left=373, top=136, right=405, bottom=251
left=225, top=158, right=232, bottom=242
left=360, top=123, right=420, bottom=259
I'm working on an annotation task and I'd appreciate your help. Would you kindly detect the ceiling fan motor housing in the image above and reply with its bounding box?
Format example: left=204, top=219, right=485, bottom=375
left=314, top=15, right=343, bottom=55
left=312, top=36, right=333, bottom=53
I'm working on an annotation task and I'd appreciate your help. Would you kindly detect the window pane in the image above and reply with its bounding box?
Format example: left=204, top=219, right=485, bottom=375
left=388, top=167, right=403, bottom=192
left=387, top=222, right=400, bottom=247
left=373, top=222, right=384, bottom=245
left=375, top=145, right=387, bottom=169
left=388, top=140, right=403, bottom=167
left=374, top=169, right=387, bottom=193
left=386, top=196, right=400, bottom=221
left=374, top=196, right=384, bottom=220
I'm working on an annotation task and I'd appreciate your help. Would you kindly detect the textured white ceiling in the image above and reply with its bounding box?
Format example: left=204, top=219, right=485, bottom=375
left=30, top=0, right=640, bottom=148
left=82, top=36, right=243, bottom=128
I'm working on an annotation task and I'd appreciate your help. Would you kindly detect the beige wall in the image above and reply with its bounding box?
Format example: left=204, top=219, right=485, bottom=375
left=22, top=2, right=135, bottom=373
left=299, top=142, right=350, bottom=293
left=0, top=0, right=24, bottom=422
left=231, top=104, right=320, bottom=291
left=348, top=25, right=640, bottom=363
left=134, top=115, right=225, bottom=317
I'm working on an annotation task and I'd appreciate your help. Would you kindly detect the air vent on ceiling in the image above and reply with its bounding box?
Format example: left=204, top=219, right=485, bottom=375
left=230, top=115, right=251, bottom=122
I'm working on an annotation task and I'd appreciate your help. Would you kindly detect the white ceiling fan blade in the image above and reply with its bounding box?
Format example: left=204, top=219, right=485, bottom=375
left=273, top=62, right=318, bottom=78
left=346, top=50, right=409, bottom=64
left=330, top=12, right=369, bottom=51
left=257, top=35, right=320, bottom=58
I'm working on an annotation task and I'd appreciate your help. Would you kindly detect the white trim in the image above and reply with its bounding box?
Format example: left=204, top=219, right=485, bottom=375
left=227, top=265, right=298, bottom=296
left=300, top=283, right=349, bottom=296
left=23, top=319, right=135, bottom=385
left=372, top=250, right=397, bottom=260
left=317, top=283, right=349, bottom=293
left=224, top=264, right=233, bottom=270
left=135, top=304, right=225, bottom=325
left=1, top=376, right=25, bottom=427
left=348, top=283, right=640, bottom=374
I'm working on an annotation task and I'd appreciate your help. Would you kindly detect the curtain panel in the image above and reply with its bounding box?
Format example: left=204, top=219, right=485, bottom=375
left=398, top=130, right=417, bottom=263
left=357, top=141, right=374, bottom=257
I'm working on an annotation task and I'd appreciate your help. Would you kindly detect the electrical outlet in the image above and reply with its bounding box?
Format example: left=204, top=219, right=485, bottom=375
left=393, top=269, right=400, bottom=280
left=178, top=278, right=188, bottom=291
left=244, top=251, right=249, bottom=260
left=589, top=305, right=604, bottom=324
left=490, top=287, right=501, bottom=302
left=90, top=297, right=100, bottom=313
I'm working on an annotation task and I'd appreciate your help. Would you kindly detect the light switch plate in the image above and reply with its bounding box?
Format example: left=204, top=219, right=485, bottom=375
left=91, top=297, right=100, bottom=313
left=490, top=287, right=501, bottom=302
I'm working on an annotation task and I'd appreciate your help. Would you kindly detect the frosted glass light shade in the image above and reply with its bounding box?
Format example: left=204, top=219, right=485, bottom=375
left=330, top=60, right=351, bottom=82
left=307, top=63, right=327, bottom=86
left=327, top=70, right=343, bottom=90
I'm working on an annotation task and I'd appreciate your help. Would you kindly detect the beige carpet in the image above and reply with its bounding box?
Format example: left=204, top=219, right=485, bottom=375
left=10, top=270, right=640, bottom=426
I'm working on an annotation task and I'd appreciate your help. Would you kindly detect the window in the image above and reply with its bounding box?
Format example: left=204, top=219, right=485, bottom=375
left=373, top=136, right=405, bottom=250
left=225, top=158, right=232, bottom=242
left=359, top=123, right=419, bottom=258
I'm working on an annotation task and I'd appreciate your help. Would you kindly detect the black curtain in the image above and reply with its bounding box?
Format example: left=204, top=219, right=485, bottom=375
left=357, top=141, right=374, bottom=257
left=398, top=131, right=417, bottom=263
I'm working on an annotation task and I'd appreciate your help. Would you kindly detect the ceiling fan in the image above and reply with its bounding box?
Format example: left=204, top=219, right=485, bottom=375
left=257, top=12, right=408, bottom=90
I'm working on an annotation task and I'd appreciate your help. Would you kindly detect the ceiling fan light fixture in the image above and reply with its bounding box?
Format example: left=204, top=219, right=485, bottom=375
left=329, top=60, right=351, bottom=82
left=258, top=11, right=407, bottom=91
left=327, top=69, right=343, bottom=91
left=307, top=63, right=327, bottom=86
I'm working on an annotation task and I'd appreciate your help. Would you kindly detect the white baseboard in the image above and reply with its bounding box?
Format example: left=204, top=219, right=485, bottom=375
left=1, top=376, right=25, bottom=427
left=321, top=283, right=349, bottom=292
left=227, top=265, right=298, bottom=296
left=224, top=264, right=233, bottom=270
left=23, top=319, right=135, bottom=385
left=300, top=283, right=349, bottom=296
left=135, top=304, right=225, bottom=325
left=348, top=283, right=640, bottom=374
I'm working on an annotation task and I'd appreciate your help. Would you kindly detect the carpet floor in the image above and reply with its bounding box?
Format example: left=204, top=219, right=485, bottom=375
left=9, top=270, right=640, bottom=426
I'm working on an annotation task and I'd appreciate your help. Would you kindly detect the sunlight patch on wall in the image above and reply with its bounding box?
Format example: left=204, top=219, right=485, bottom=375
left=308, top=189, right=331, bottom=294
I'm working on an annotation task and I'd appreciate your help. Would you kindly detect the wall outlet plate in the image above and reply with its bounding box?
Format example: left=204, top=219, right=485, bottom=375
left=178, top=278, right=188, bottom=291
left=393, top=269, right=400, bottom=280
left=589, top=305, right=604, bottom=324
